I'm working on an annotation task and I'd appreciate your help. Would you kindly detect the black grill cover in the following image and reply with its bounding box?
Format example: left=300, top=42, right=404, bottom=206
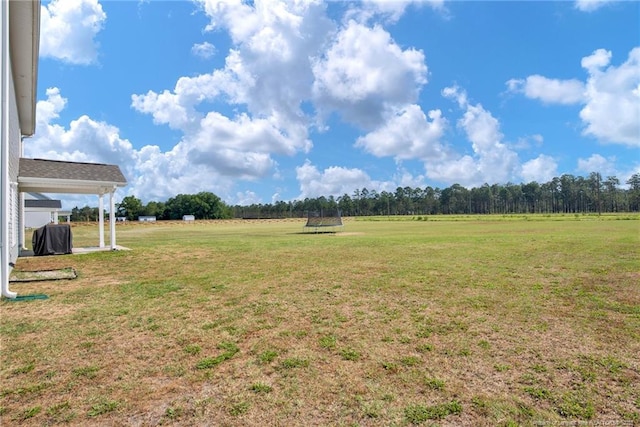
left=32, top=224, right=73, bottom=256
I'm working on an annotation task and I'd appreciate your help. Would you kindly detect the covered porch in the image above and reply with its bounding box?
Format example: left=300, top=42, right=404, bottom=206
left=18, top=158, right=128, bottom=253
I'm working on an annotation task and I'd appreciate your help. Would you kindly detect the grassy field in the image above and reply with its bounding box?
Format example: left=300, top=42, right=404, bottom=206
left=1, top=215, right=639, bottom=426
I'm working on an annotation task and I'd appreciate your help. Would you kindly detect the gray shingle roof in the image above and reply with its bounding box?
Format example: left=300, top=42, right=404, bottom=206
left=25, top=199, right=62, bottom=209
left=19, top=158, right=127, bottom=184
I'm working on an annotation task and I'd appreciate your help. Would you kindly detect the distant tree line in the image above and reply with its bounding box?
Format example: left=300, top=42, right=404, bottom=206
left=69, top=173, right=640, bottom=222
left=70, top=206, right=102, bottom=222
left=234, top=172, right=640, bottom=218
left=113, top=192, right=234, bottom=221
left=71, top=192, right=233, bottom=221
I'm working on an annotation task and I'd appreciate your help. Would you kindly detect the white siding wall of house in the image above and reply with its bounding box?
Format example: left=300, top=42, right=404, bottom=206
left=25, top=211, right=52, bottom=228
left=2, top=1, right=40, bottom=298
left=1, top=0, right=15, bottom=297
left=8, top=51, right=20, bottom=264
left=24, top=193, right=61, bottom=228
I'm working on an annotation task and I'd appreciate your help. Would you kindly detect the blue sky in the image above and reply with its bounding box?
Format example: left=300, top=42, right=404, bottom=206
left=31, top=0, right=639, bottom=208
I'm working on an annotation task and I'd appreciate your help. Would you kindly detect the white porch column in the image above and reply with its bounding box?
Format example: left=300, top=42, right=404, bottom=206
left=19, top=191, right=25, bottom=249
left=98, top=192, right=105, bottom=248
left=109, top=189, right=116, bottom=250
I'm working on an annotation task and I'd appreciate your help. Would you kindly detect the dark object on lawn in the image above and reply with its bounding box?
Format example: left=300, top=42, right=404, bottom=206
left=32, top=224, right=73, bottom=256
left=303, top=210, right=343, bottom=233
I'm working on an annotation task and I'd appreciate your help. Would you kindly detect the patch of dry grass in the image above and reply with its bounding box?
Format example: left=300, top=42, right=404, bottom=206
left=9, top=268, right=77, bottom=282
left=1, top=216, right=639, bottom=426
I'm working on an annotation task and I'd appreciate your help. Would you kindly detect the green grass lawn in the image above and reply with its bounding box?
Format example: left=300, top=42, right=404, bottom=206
left=2, top=215, right=639, bottom=426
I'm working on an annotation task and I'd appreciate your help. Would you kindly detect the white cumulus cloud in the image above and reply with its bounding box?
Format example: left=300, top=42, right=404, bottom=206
left=508, top=47, right=640, bottom=147
left=191, top=41, right=216, bottom=59
left=37, top=0, right=583, bottom=207
left=296, top=160, right=383, bottom=199
left=130, top=0, right=436, bottom=198
left=574, top=0, right=614, bottom=12
left=355, top=105, right=448, bottom=161
left=354, top=0, right=446, bottom=24
left=434, top=86, right=521, bottom=186
left=506, top=75, right=585, bottom=105
left=576, top=154, right=618, bottom=176
left=131, top=0, right=334, bottom=183
left=236, top=190, right=261, bottom=206
left=521, top=155, right=558, bottom=183
left=29, top=88, right=136, bottom=176
left=40, top=0, right=106, bottom=65
left=312, top=20, right=427, bottom=128
left=28, top=88, right=243, bottom=204
left=580, top=48, right=640, bottom=146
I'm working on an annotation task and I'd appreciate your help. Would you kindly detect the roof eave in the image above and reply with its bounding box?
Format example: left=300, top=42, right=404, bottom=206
left=10, top=1, right=40, bottom=137
left=18, top=177, right=127, bottom=194
left=25, top=207, right=61, bottom=212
